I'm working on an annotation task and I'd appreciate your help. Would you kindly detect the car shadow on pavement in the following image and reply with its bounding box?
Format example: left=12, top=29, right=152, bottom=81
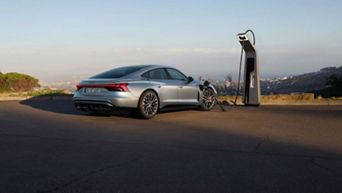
left=19, top=97, right=205, bottom=118
left=20, top=97, right=89, bottom=116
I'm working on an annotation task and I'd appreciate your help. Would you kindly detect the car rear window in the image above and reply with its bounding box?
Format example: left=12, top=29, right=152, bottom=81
left=91, top=66, right=147, bottom=79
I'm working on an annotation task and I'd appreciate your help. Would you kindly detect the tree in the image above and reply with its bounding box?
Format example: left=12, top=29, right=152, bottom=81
left=315, top=74, right=342, bottom=97
left=0, top=72, right=40, bottom=92
left=326, top=75, right=342, bottom=89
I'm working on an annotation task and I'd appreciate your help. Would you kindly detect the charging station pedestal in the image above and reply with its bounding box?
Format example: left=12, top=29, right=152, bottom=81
left=237, top=33, right=260, bottom=106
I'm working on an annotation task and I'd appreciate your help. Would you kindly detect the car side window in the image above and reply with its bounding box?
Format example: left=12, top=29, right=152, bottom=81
left=166, top=68, right=187, bottom=81
left=144, top=68, right=168, bottom=80
left=141, top=71, right=150, bottom=78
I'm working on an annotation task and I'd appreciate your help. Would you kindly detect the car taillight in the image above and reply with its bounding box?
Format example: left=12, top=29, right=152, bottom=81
left=105, top=83, right=129, bottom=92
left=76, top=83, right=129, bottom=92
left=76, top=84, right=82, bottom=91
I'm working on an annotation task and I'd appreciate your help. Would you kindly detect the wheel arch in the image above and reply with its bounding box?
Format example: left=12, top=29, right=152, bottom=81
left=138, top=88, right=161, bottom=110
left=208, top=84, right=218, bottom=96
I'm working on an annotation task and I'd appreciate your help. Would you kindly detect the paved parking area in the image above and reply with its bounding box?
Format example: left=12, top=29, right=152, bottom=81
left=0, top=100, right=342, bottom=193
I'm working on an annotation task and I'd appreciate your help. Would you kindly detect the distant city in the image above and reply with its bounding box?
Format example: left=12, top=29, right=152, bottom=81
left=201, top=74, right=289, bottom=96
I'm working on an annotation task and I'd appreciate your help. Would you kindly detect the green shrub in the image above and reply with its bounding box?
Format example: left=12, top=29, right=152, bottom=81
left=0, top=72, right=40, bottom=92
left=313, top=75, right=342, bottom=98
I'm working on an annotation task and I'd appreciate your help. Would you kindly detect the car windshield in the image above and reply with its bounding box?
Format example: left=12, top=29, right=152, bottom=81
left=90, top=66, right=147, bottom=79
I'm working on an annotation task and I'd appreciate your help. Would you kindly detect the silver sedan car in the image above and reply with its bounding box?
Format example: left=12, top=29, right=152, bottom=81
left=74, top=65, right=217, bottom=119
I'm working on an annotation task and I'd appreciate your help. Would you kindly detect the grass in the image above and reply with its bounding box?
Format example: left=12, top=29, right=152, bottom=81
left=26, top=90, right=72, bottom=97
left=2, top=89, right=73, bottom=97
left=217, top=93, right=342, bottom=105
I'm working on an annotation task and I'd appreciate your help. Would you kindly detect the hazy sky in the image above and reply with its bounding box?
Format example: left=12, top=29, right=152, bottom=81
left=0, top=0, right=341, bottom=81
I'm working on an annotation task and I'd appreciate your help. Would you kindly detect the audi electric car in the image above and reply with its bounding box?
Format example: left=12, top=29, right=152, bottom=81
left=73, top=65, right=217, bottom=119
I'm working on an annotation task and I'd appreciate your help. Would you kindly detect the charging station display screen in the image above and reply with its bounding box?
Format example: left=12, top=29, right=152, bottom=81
left=244, top=58, right=255, bottom=103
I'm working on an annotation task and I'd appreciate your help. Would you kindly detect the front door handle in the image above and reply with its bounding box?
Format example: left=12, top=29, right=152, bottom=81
left=179, top=86, right=183, bottom=88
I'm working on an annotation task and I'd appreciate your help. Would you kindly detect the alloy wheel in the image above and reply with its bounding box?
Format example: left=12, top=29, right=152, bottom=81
left=140, top=91, right=159, bottom=118
left=202, top=88, right=216, bottom=110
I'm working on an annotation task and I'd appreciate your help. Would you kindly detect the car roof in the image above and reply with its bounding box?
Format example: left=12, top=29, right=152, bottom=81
left=140, top=64, right=172, bottom=69
left=111, top=64, right=176, bottom=79
left=131, top=64, right=175, bottom=72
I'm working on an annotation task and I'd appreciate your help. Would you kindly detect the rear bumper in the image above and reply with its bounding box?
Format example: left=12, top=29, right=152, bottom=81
left=73, top=91, right=139, bottom=111
left=73, top=100, right=116, bottom=112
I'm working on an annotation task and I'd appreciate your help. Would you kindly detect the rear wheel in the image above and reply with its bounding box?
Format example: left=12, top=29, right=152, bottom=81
left=201, top=88, right=216, bottom=111
left=138, top=90, right=159, bottom=119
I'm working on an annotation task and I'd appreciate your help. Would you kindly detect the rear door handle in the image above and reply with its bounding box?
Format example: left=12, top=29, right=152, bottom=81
left=179, top=86, right=183, bottom=88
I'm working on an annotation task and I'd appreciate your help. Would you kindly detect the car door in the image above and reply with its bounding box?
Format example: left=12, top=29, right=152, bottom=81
left=165, top=68, right=198, bottom=104
left=143, top=68, right=179, bottom=105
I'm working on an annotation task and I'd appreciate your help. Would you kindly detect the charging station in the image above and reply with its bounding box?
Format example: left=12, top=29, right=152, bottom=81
left=237, top=30, right=260, bottom=106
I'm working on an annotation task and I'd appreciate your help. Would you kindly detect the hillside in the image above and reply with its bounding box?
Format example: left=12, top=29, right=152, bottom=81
left=0, top=72, right=40, bottom=92
left=262, top=66, right=342, bottom=95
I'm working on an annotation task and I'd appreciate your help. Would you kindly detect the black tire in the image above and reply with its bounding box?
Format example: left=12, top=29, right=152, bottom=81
left=138, top=90, right=159, bottom=119
left=201, top=88, right=216, bottom=111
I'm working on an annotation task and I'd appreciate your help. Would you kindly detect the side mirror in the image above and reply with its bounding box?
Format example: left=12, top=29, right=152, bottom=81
left=187, top=76, right=194, bottom=83
left=204, top=80, right=210, bottom=86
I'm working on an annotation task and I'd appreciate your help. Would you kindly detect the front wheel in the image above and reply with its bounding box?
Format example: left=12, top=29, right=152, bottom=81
left=201, top=88, right=216, bottom=111
left=138, top=90, right=159, bottom=119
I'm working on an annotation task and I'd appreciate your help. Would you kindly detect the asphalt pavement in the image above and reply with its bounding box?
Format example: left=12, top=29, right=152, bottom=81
left=0, top=99, right=342, bottom=193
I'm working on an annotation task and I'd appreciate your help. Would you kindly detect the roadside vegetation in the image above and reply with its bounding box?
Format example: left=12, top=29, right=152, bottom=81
left=26, top=89, right=72, bottom=96
left=1, top=89, right=72, bottom=97
left=313, top=74, right=342, bottom=98
left=218, top=93, right=342, bottom=102
left=0, top=72, right=39, bottom=92
left=218, top=93, right=342, bottom=105
left=0, top=72, right=72, bottom=97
